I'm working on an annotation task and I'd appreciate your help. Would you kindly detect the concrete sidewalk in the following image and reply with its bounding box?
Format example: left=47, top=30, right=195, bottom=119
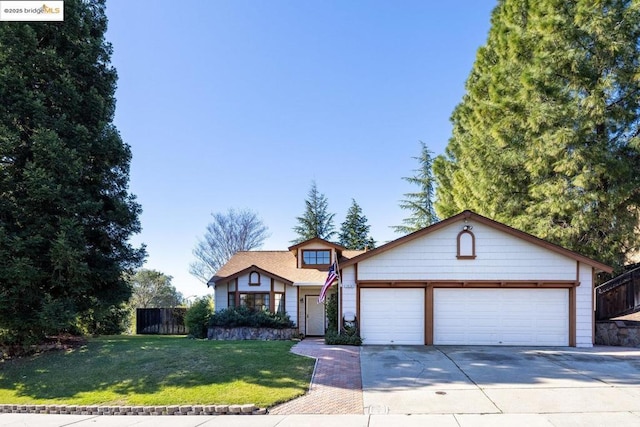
left=4, top=412, right=640, bottom=426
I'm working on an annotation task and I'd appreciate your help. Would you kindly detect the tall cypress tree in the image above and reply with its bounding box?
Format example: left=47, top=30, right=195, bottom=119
left=0, top=0, right=145, bottom=344
left=291, top=181, right=336, bottom=244
left=394, top=141, right=440, bottom=235
left=339, top=199, right=376, bottom=250
left=434, top=0, right=640, bottom=270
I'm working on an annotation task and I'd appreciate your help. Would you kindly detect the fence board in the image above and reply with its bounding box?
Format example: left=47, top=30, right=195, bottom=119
left=136, top=308, right=188, bottom=335
left=596, top=268, right=640, bottom=320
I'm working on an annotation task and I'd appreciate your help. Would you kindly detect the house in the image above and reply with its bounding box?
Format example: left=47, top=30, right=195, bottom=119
left=209, top=210, right=612, bottom=347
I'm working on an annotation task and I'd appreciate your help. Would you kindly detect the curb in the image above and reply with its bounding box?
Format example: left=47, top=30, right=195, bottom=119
left=0, top=403, right=267, bottom=415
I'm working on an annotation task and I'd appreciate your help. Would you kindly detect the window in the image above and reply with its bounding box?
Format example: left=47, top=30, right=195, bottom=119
left=228, top=292, right=284, bottom=313
left=228, top=293, right=236, bottom=309
left=229, top=293, right=270, bottom=311
left=274, top=293, right=285, bottom=314
left=249, top=271, right=260, bottom=286
left=302, top=250, right=331, bottom=266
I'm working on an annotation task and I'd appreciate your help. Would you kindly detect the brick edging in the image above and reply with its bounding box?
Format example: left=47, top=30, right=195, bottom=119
left=0, top=404, right=266, bottom=415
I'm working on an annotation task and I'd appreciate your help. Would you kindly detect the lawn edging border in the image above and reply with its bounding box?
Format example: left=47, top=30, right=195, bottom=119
left=0, top=403, right=266, bottom=416
left=207, top=326, right=297, bottom=340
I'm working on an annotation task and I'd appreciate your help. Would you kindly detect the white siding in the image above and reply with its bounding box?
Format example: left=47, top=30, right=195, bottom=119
left=576, top=262, right=594, bottom=347
left=285, top=285, right=298, bottom=326
left=358, top=222, right=577, bottom=282
left=237, top=273, right=271, bottom=292
left=341, top=266, right=357, bottom=319
left=214, top=283, right=228, bottom=312
left=274, top=281, right=285, bottom=292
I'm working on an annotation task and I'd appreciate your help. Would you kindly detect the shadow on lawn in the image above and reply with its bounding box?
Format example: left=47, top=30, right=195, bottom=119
left=0, top=336, right=314, bottom=402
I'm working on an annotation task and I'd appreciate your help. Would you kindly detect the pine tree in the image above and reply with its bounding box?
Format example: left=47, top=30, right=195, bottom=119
left=339, top=199, right=376, bottom=250
left=291, top=181, right=336, bottom=244
left=434, top=0, right=640, bottom=270
left=0, top=0, right=145, bottom=344
left=394, top=141, right=440, bottom=234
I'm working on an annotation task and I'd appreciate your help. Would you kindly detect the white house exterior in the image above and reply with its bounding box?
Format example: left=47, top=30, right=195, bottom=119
left=208, top=210, right=612, bottom=347
left=208, top=239, right=364, bottom=337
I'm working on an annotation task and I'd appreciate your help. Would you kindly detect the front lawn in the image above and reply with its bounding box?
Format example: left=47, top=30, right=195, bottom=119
left=0, top=336, right=315, bottom=407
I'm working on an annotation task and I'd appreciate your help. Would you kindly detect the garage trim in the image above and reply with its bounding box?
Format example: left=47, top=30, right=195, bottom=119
left=357, top=280, right=579, bottom=346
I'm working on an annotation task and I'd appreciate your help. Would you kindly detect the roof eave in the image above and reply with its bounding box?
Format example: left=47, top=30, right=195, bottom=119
left=340, top=210, right=613, bottom=273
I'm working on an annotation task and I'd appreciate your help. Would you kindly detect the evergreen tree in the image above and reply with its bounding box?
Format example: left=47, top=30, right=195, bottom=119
left=291, top=181, right=336, bottom=244
left=434, top=0, right=640, bottom=270
left=127, top=269, right=183, bottom=308
left=0, top=0, right=145, bottom=344
left=339, top=199, right=376, bottom=250
left=394, top=141, right=440, bottom=234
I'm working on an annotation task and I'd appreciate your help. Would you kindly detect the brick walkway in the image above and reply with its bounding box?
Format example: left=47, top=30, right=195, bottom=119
left=269, top=338, right=364, bottom=415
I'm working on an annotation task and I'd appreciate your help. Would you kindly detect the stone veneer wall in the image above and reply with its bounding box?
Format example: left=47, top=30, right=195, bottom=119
left=208, top=327, right=297, bottom=341
left=595, top=320, right=640, bottom=347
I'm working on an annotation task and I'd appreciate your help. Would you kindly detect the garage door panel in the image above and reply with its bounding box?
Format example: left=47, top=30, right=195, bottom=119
left=434, top=289, right=568, bottom=346
left=361, top=289, right=424, bottom=345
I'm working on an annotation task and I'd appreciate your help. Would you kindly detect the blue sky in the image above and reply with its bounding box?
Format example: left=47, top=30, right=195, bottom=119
left=104, top=0, right=497, bottom=299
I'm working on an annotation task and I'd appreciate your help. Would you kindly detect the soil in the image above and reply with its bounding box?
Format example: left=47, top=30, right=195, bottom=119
left=1, top=334, right=87, bottom=360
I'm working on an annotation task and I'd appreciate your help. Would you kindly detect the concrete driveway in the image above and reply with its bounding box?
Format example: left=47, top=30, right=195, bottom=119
left=361, top=345, right=640, bottom=422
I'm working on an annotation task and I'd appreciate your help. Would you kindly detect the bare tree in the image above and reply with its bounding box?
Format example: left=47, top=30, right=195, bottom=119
left=190, top=208, right=270, bottom=283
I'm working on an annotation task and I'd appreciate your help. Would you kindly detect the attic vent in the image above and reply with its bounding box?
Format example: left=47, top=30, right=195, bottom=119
left=249, top=271, right=261, bottom=285
left=457, top=229, right=476, bottom=259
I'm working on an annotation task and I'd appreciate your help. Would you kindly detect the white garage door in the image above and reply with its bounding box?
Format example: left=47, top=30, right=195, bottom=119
left=434, top=289, right=569, bottom=346
left=360, top=288, right=424, bottom=345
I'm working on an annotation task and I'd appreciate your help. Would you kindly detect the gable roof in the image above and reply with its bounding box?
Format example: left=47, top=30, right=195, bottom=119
left=209, top=249, right=365, bottom=286
left=288, top=237, right=346, bottom=252
left=339, top=210, right=613, bottom=273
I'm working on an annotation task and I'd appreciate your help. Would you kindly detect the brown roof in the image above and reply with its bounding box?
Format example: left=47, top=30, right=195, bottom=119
left=209, top=249, right=365, bottom=286
left=288, top=237, right=346, bottom=251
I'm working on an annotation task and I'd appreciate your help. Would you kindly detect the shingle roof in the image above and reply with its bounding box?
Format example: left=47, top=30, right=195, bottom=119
left=209, top=249, right=365, bottom=286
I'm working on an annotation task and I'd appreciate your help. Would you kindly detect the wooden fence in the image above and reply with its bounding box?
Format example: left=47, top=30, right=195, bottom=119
left=596, top=267, right=640, bottom=320
left=136, top=308, right=188, bottom=335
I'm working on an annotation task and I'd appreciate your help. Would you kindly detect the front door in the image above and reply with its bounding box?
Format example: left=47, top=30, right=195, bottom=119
left=305, top=295, right=325, bottom=336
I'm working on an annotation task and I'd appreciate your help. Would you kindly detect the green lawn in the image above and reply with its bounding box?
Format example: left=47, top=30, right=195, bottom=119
left=0, top=336, right=315, bottom=407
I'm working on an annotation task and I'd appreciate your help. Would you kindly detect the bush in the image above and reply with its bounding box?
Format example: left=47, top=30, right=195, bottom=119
left=82, top=303, right=131, bottom=336
left=325, top=330, right=363, bottom=346
left=185, top=296, right=214, bottom=338
left=209, top=306, right=294, bottom=329
left=324, top=292, right=362, bottom=346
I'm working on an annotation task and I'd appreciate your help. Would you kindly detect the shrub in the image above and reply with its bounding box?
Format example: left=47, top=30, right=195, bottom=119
left=324, top=292, right=362, bottom=346
left=82, top=303, right=132, bottom=336
left=209, top=306, right=294, bottom=329
left=185, top=296, right=214, bottom=338
left=325, top=330, right=363, bottom=346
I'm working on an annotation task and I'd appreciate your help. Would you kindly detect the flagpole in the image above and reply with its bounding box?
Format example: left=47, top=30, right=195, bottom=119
left=336, top=260, right=342, bottom=335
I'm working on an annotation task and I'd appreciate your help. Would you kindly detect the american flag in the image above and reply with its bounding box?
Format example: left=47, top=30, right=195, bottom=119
left=318, top=261, right=338, bottom=303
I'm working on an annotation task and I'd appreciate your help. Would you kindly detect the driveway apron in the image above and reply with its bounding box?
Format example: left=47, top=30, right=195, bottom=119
left=361, top=345, right=640, bottom=416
